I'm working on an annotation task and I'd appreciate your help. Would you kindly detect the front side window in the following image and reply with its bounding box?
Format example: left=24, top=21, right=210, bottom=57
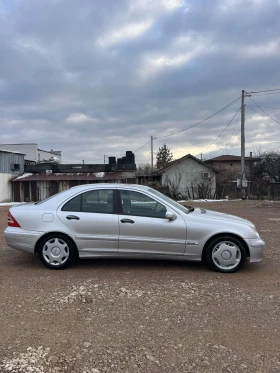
left=120, top=190, right=166, bottom=218
left=62, top=189, right=114, bottom=214
left=148, top=188, right=190, bottom=214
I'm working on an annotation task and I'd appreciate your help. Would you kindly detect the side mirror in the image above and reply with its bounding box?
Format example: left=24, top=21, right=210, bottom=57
left=165, top=211, right=177, bottom=220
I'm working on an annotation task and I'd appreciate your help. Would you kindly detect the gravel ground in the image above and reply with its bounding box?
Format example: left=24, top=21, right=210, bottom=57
left=0, top=200, right=279, bottom=373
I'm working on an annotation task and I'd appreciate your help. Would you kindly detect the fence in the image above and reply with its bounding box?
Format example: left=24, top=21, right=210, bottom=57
left=216, top=181, right=280, bottom=200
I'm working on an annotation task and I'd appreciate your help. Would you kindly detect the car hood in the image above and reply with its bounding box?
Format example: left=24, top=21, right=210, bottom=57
left=191, top=208, right=255, bottom=228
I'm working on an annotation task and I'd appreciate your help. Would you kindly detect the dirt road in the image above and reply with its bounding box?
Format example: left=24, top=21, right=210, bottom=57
left=0, top=201, right=279, bottom=372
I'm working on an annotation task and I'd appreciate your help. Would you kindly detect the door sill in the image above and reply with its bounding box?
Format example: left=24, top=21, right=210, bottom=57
left=79, top=251, right=201, bottom=261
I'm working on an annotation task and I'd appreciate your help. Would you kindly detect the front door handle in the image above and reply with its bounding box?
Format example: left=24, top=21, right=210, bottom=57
left=120, top=218, right=135, bottom=224
left=66, top=215, right=80, bottom=220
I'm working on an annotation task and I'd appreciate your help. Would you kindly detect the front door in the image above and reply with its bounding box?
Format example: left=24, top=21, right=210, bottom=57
left=57, top=188, right=119, bottom=253
left=118, top=189, right=186, bottom=255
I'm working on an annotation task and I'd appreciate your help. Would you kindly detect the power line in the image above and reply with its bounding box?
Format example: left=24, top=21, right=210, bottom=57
left=215, top=110, right=241, bottom=156
left=247, top=105, right=280, bottom=110
left=246, top=106, right=267, bottom=117
left=246, top=88, right=280, bottom=94
left=196, top=107, right=241, bottom=157
left=154, top=96, right=241, bottom=140
left=248, top=97, right=280, bottom=125
left=134, top=140, right=150, bottom=153
left=217, top=129, right=241, bottom=158
left=249, top=91, right=280, bottom=97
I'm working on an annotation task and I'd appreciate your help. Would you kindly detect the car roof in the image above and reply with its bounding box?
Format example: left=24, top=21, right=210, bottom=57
left=37, top=183, right=152, bottom=208
left=70, top=183, right=150, bottom=191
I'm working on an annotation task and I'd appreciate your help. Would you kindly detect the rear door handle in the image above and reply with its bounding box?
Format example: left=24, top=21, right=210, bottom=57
left=66, top=215, right=80, bottom=220
left=120, top=218, right=135, bottom=224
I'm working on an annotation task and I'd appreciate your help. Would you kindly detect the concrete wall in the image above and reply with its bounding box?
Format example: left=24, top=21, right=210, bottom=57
left=0, top=151, right=25, bottom=202
left=161, top=157, right=216, bottom=199
left=0, top=173, right=13, bottom=202
left=0, top=144, right=62, bottom=163
left=208, top=161, right=253, bottom=179
left=0, top=144, right=37, bottom=162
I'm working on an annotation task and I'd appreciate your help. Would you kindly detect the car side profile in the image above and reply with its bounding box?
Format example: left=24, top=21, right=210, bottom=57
left=4, top=184, right=265, bottom=273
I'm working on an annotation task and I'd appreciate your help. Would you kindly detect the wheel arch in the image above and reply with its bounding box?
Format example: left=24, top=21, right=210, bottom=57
left=202, top=232, right=250, bottom=260
left=34, top=231, right=79, bottom=255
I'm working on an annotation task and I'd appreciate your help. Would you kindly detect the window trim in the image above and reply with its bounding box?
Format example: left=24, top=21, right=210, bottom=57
left=61, top=189, right=118, bottom=215
left=116, top=189, right=167, bottom=219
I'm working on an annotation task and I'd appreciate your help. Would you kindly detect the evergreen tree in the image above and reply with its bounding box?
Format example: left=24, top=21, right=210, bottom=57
left=156, top=143, right=173, bottom=168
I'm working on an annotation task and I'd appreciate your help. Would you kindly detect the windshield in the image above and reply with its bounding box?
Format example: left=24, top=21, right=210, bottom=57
left=148, top=188, right=191, bottom=214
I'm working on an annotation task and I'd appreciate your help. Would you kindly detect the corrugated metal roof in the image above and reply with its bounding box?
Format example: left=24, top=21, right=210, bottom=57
left=0, top=149, right=25, bottom=155
left=12, top=172, right=134, bottom=182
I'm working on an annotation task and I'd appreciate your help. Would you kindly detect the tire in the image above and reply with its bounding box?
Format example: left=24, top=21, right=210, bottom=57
left=37, top=234, right=76, bottom=270
left=203, top=235, right=247, bottom=273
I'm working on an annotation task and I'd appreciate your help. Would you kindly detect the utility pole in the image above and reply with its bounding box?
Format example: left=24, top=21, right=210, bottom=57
left=104, top=155, right=106, bottom=164
left=151, top=136, right=154, bottom=169
left=241, top=90, right=246, bottom=199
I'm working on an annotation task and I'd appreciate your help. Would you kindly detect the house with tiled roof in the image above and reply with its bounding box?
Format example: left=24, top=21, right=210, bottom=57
left=204, top=152, right=260, bottom=179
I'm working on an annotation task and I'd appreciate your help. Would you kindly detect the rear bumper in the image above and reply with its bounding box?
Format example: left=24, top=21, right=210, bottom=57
left=4, top=227, right=42, bottom=255
left=244, top=238, right=265, bottom=263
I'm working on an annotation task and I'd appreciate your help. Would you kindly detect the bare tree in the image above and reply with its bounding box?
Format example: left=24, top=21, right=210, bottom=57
left=251, top=151, right=280, bottom=199
left=163, top=170, right=183, bottom=200
left=188, top=178, right=216, bottom=199
left=214, top=166, right=237, bottom=199
left=136, top=163, right=154, bottom=176
left=253, top=151, right=280, bottom=182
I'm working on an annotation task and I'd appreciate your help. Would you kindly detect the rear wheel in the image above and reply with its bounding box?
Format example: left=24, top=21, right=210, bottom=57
left=203, top=235, right=246, bottom=273
left=37, top=234, right=76, bottom=270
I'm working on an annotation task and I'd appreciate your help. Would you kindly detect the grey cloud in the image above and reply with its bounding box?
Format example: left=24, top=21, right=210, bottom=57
left=0, top=0, right=280, bottom=164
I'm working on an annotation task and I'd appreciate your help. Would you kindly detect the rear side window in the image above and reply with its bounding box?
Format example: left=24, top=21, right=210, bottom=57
left=62, top=194, right=81, bottom=212
left=62, top=189, right=114, bottom=214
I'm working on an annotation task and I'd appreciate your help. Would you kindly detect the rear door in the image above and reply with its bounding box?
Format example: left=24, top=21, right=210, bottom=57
left=118, top=189, right=186, bottom=255
left=57, top=188, right=119, bottom=253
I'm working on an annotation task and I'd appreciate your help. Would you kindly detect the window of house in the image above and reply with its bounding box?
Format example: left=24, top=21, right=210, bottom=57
left=62, top=189, right=114, bottom=214
left=120, top=190, right=166, bottom=218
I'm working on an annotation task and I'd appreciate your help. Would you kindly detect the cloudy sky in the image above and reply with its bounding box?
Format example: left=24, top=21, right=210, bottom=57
left=0, top=0, right=280, bottom=164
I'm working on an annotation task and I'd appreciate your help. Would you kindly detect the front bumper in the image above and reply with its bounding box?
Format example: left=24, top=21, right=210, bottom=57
left=4, top=227, right=42, bottom=255
left=244, top=238, right=265, bottom=263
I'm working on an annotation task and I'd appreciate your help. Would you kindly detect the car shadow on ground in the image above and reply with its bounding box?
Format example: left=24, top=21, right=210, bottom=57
left=74, top=257, right=206, bottom=272
left=73, top=257, right=259, bottom=275
left=2, top=247, right=262, bottom=277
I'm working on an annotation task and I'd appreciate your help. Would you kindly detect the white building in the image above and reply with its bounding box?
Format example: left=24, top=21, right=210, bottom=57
left=159, top=154, right=216, bottom=199
left=0, top=150, right=25, bottom=202
left=0, top=143, right=62, bottom=163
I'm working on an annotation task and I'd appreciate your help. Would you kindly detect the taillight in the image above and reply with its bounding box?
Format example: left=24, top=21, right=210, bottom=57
left=8, top=211, right=21, bottom=227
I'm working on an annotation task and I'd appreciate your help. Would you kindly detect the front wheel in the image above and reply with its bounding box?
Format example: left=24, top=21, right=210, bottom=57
left=203, top=235, right=247, bottom=273
left=37, top=234, right=76, bottom=270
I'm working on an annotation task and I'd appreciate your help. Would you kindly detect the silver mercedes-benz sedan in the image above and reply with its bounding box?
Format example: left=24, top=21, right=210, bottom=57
left=4, top=184, right=265, bottom=273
